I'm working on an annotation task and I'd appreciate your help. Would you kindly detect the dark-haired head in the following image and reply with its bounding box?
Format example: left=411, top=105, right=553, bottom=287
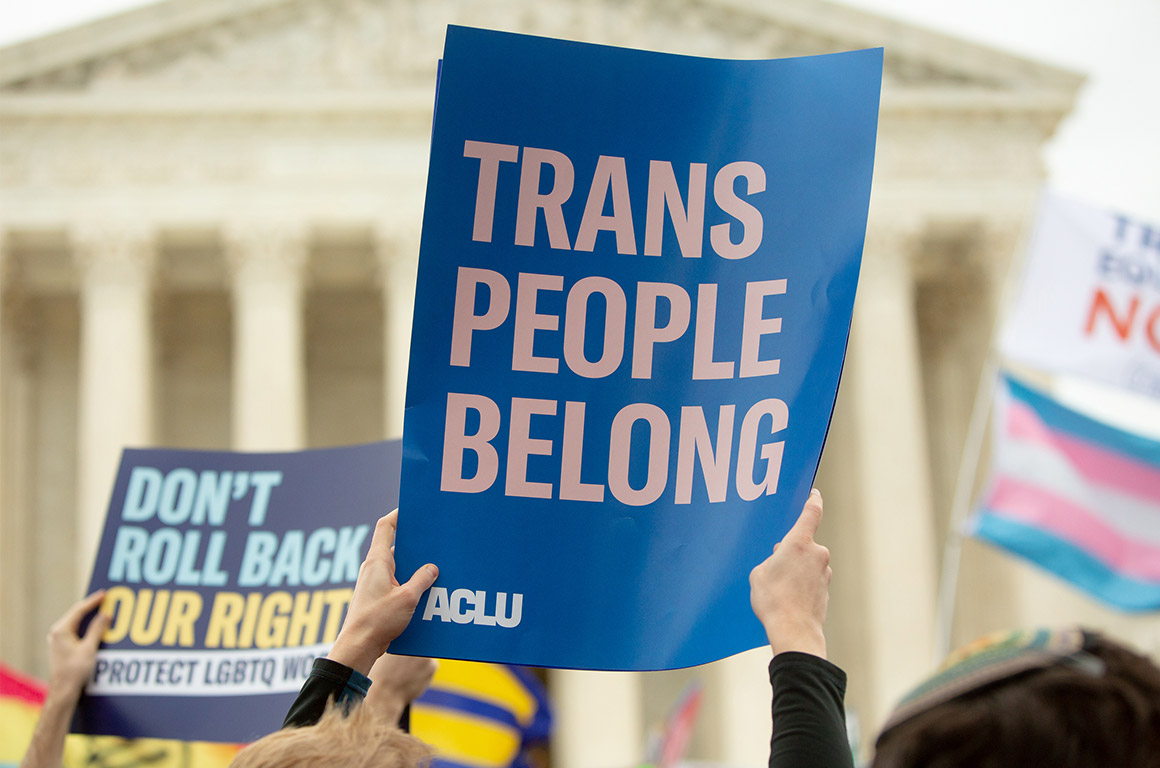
left=873, top=630, right=1160, bottom=768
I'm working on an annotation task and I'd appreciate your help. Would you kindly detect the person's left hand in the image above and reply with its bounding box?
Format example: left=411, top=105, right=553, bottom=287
left=47, top=590, right=110, bottom=696
left=328, top=510, right=439, bottom=675
left=364, top=654, right=439, bottom=725
left=20, top=593, right=111, bottom=768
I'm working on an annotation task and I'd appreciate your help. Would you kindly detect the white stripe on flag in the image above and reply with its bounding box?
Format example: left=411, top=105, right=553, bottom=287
left=993, top=435, right=1160, bottom=547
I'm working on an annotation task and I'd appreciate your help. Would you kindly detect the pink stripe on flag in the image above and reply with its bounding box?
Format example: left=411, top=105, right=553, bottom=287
left=984, top=476, right=1160, bottom=581
left=1006, top=399, right=1160, bottom=506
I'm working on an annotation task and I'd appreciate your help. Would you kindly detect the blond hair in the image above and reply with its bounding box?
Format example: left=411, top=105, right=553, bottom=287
left=230, top=702, right=432, bottom=768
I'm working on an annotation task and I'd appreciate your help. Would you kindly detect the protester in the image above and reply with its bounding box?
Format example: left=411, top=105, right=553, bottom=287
left=230, top=649, right=438, bottom=768
left=749, top=489, right=854, bottom=768
left=277, top=509, right=438, bottom=729
left=231, top=510, right=439, bottom=767
left=229, top=699, right=433, bottom=768
left=20, top=490, right=843, bottom=768
left=19, top=591, right=111, bottom=768
left=871, top=627, right=1160, bottom=767
left=752, top=492, right=1160, bottom=768
left=246, top=490, right=847, bottom=768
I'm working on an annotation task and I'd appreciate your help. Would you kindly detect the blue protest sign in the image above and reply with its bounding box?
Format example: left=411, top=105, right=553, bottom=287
left=392, top=26, right=881, bottom=671
left=74, top=441, right=400, bottom=743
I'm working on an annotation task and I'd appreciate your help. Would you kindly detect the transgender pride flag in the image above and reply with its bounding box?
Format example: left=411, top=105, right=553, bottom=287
left=971, top=373, right=1160, bottom=611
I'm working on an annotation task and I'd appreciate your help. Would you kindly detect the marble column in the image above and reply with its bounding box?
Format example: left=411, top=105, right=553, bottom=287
left=840, top=220, right=939, bottom=731
left=926, top=221, right=1026, bottom=650
left=226, top=224, right=308, bottom=451
left=981, top=219, right=1095, bottom=633
left=704, top=647, right=777, bottom=763
left=377, top=232, right=418, bottom=439
left=0, top=233, right=7, bottom=575
left=0, top=235, right=14, bottom=663
left=74, top=223, right=156, bottom=581
left=549, top=669, right=643, bottom=768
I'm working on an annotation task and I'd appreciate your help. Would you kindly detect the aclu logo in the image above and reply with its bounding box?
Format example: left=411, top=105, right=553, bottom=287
left=421, top=587, right=523, bottom=628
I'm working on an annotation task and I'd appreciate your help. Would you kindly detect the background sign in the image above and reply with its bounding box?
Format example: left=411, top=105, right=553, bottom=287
left=393, top=26, right=882, bottom=670
left=1001, top=192, right=1160, bottom=398
left=75, top=441, right=401, bottom=743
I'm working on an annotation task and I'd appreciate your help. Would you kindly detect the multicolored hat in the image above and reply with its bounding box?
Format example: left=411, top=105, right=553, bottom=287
left=879, top=627, right=1105, bottom=736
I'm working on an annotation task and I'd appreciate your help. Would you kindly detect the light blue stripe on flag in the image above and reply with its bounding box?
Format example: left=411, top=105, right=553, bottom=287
left=1005, top=373, right=1160, bottom=469
left=972, top=512, right=1160, bottom=611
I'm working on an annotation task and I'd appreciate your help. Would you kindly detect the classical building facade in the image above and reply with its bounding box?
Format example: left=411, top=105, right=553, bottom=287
left=5, top=0, right=1146, bottom=764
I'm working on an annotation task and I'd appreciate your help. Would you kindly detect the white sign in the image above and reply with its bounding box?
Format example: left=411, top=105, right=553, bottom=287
left=88, top=645, right=328, bottom=697
left=1001, top=192, right=1160, bottom=398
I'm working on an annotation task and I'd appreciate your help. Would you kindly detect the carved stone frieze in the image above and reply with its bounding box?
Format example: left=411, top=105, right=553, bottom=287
left=875, top=115, right=1048, bottom=183
left=0, top=117, right=250, bottom=187
left=71, top=222, right=156, bottom=283
left=223, top=221, right=309, bottom=286
left=0, top=0, right=1035, bottom=95
left=0, top=114, right=424, bottom=188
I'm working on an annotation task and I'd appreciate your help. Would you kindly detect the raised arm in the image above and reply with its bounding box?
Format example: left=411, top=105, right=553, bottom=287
left=283, top=510, right=438, bottom=729
left=750, top=490, right=853, bottom=768
left=20, top=591, right=110, bottom=768
left=363, top=654, right=439, bottom=727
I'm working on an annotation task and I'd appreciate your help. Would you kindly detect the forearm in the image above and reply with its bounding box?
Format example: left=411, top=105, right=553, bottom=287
left=368, top=696, right=407, bottom=727
left=768, top=653, right=853, bottom=768
left=282, top=658, right=371, bottom=729
left=20, top=686, right=82, bottom=768
left=325, top=626, right=380, bottom=678
left=764, top=618, right=827, bottom=659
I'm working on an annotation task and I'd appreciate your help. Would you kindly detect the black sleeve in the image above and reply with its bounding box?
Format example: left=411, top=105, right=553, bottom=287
left=768, top=652, right=854, bottom=768
left=281, top=658, right=372, bottom=729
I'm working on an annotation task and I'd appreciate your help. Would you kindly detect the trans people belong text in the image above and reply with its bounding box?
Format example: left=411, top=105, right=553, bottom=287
left=441, top=140, right=790, bottom=508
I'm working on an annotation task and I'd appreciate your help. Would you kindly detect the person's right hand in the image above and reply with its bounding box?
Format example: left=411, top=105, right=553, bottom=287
left=364, top=654, right=439, bottom=725
left=327, top=510, right=439, bottom=676
left=749, top=489, right=832, bottom=658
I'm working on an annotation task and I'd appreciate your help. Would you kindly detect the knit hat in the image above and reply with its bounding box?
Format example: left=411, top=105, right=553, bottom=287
left=878, top=627, right=1105, bottom=736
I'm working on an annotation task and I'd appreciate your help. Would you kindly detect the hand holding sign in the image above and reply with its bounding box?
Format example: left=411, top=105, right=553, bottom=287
left=49, top=590, right=112, bottom=694
left=328, top=511, right=440, bottom=676
left=749, top=489, right=832, bottom=658
left=22, top=592, right=113, bottom=768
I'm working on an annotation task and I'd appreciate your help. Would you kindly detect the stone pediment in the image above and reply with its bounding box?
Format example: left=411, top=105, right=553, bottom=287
left=0, top=0, right=1081, bottom=101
